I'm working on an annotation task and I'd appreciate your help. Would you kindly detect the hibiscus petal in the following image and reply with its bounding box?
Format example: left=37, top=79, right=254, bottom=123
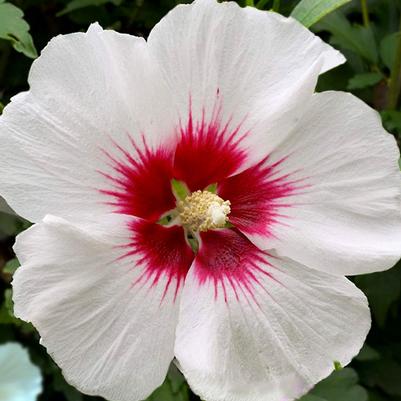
left=148, top=0, right=345, bottom=165
left=0, top=24, right=176, bottom=224
left=12, top=215, right=193, bottom=401
left=175, top=229, right=370, bottom=401
left=100, top=144, right=176, bottom=222
left=173, top=109, right=247, bottom=191
left=218, top=155, right=302, bottom=242
left=253, top=91, right=401, bottom=275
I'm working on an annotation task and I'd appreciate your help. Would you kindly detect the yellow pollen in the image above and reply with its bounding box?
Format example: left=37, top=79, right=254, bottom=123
left=177, top=190, right=231, bottom=232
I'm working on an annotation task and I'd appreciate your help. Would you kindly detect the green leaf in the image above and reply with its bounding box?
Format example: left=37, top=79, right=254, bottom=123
left=359, top=358, right=401, bottom=397
left=291, top=0, right=351, bottom=28
left=0, top=289, right=34, bottom=333
left=366, top=390, right=392, bottom=401
left=57, top=0, right=122, bottom=16
left=0, top=302, right=14, bottom=324
left=0, top=211, right=31, bottom=239
left=3, top=258, right=20, bottom=275
left=0, top=212, right=20, bottom=239
left=0, top=0, right=37, bottom=58
left=255, top=0, right=271, bottom=9
left=299, top=368, right=368, bottom=401
left=146, top=365, right=189, bottom=401
left=354, top=264, right=401, bottom=327
left=381, top=110, right=401, bottom=134
left=355, top=344, right=381, bottom=362
left=347, top=72, right=383, bottom=90
left=299, top=393, right=327, bottom=401
left=53, top=372, right=83, bottom=401
left=4, top=289, right=17, bottom=319
left=299, top=396, right=327, bottom=401
left=0, top=101, right=4, bottom=114
left=380, top=32, right=401, bottom=71
left=315, top=12, right=378, bottom=64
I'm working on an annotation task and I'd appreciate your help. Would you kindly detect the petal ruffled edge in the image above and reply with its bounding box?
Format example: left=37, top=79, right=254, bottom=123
left=175, top=228, right=370, bottom=401
left=12, top=216, right=193, bottom=401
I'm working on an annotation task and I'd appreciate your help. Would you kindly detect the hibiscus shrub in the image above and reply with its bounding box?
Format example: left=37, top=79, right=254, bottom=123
left=0, top=1, right=401, bottom=401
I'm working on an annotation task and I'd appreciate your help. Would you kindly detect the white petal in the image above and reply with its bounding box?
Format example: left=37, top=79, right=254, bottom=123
left=0, top=343, right=42, bottom=401
left=148, top=0, right=344, bottom=162
left=175, top=251, right=370, bottom=401
left=0, top=24, right=175, bottom=224
left=12, top=216, right=184, bottom=401
left=258, top=91, right=401, bottom=275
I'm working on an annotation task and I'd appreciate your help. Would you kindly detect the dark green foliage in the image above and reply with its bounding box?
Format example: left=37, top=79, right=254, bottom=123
left=1, top=0, right=401, bottom=401
left=0, top=0, right=37, bottom=58
left=291, top=0, right=352, bottom=28
left=299, top=368, right=368, bottom=401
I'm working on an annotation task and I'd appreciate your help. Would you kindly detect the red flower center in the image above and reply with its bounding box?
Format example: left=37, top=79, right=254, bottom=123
left=98, top=106, right=303, bottom=302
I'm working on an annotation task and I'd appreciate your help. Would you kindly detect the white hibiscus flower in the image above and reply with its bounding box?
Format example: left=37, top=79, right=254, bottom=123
left=0, top=1, right=400, bottom=401
left=0, top=343, right=42, bottom=401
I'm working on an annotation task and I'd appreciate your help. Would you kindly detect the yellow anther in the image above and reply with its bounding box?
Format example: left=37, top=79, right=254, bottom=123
left=177, top=190, right=231, bottom=232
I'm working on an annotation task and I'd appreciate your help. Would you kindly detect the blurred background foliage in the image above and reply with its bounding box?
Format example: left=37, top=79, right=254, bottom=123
left=0, top=0, right=401, bottom=400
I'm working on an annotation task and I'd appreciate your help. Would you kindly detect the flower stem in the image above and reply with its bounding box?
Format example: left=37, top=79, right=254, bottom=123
left=246, top=0, right=255, bottom=6
left=272, top=0, right=280, bottom=12
left=387, top=18, right=401, bottom=110
left=360, top=0, right=370, bottom=28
